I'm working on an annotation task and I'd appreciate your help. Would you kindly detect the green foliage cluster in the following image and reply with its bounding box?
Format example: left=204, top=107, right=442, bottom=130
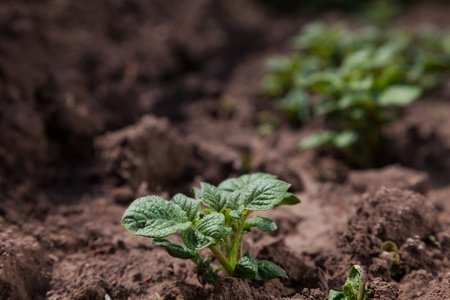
left=328, top=265, right=372, bottom=300
left=263, top=22, right=450, bottom=167
left=121, top=173, right=300, bottom=285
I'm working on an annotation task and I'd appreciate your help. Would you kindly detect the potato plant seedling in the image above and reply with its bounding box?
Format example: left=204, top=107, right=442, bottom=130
left=121, top=173, right=300, bottom=286
left=328, top=265, right=372, bottom=300
left=263, top=22, right=450, bottom=167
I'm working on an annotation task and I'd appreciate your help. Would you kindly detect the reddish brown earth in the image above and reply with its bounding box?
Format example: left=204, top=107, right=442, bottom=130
left=1, top=1, right=450, bottom=299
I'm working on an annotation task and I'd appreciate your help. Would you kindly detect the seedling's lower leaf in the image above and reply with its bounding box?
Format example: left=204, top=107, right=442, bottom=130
left=152, top=238, right=198, bottom=259
left=121, top=196, right=191, bottom=238
left=378, top=85, right=422, bottom=107
left=245, top=216, right=277, bottom=232
left=241, top=179, right=291, bottom=211
left=204, top=268, right=220, bottom=286
left=172, top=193, right=200, bottom=223
left=327, top=290, right=346, bottom=300
left=235, top=251, right=258, bottom=279
left=276, top=192, right=301, bottom=206
left=255, top=260, right=288, bottom=281
left=201, top=183, right=227, bottom=212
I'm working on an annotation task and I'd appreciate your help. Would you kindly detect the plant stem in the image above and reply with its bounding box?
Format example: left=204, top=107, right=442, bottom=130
left=228, top=211, right=249, bottom=267
left=238, top=234, right=244, bottom=261
left=209, top=244, right=234, bottom=276
left=229, top=225, right=242, bottom=267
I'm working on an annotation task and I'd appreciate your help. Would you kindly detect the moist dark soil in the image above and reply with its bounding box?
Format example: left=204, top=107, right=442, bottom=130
left=1, top=1, right=450, bottom=299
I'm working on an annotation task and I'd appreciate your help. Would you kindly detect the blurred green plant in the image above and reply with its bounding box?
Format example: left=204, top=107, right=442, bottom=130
left=263, top=22, right=450, bottom=167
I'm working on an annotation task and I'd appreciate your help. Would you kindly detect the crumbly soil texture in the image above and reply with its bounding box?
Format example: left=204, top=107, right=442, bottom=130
left=1, top=1, right=450, bottom=299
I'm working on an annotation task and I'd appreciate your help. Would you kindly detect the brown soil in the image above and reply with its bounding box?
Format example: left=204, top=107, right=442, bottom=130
left=1, top=1, right=450, bottom=299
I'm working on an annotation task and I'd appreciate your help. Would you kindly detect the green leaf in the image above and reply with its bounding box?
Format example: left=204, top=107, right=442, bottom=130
left=327, top=290, right=346, bottom=300
left=245, top=216, right=277, bottom=232
left=276, top=90, right=311, bottom=122
left=182, top=212, right=226, bottom=250
left=172, top=193, right=200, bottom=223
left=196, top=212, right=227, bottom=240
left=343, top=265, right=362, bottom=298
left=152, top=238, right=198, bottom=259
left=378, top=85, right=422, bottom=107
left=298, top=131, right=335, bottom=150
left=342, top=284, right=354, bottom=299
left=348, top=75, right=373, bottom=91
left=218, top=173, right=277, bottom=192
left=343, top=49, right=372, bottom=70
left=192, top=187, right=202, bottom=201
left=255, top=260, right=288, bottom=281
left=235, top=251, right=258, bottom=279
left=182, top=228, right=215, bottom=251
left=333, top=130, right=358, bottom=149
left=276, top=192, right=301, bottom=206
left=240, top=179, right=290, bottom=211
left=339, top=265, right=371, bottom=300
left=229, top=209, right=242, bottom=219
left=201, top=183, right=227, bottom=212
left=381, top=240, right=398, bottom=253
left=224, top=190, right=242, bottom=211
left=121, top=196, right=191, bottom=238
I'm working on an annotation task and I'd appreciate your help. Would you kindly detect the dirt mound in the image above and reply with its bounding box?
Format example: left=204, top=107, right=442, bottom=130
left=0, top=0, right=298, bottom=195
left=349, top=165, right=430, bottom=195
left=349, top=188, right=440, bottom=247
left=0, top=223, right=51, bottom=299
left=95, top=115, right=196, bottom=191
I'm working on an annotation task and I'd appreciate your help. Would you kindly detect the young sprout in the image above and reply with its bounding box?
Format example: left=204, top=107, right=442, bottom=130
left=328, top=265, right=372, bottom=300
left=381, top=240, right=402, bottom=277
